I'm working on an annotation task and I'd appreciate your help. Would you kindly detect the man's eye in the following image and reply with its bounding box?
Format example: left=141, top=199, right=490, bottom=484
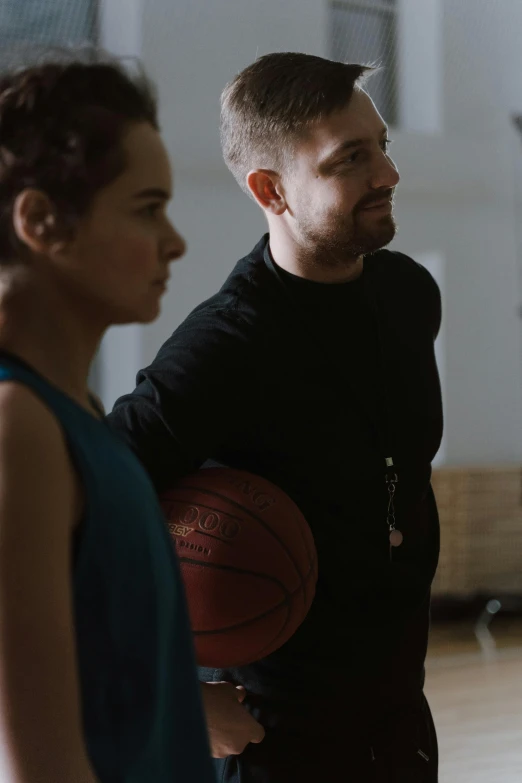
left=381, top=138, right=393, bottom=153
left=340, top=151, right=361, bottom=166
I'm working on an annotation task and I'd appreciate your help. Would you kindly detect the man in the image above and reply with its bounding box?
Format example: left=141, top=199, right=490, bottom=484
left=109, top=53, right=442, bottom=782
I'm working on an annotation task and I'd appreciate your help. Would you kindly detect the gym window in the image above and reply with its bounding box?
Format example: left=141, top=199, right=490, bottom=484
left=328, top=0, right=398, bottom=127
left=0, top=0, right=98, bottom=56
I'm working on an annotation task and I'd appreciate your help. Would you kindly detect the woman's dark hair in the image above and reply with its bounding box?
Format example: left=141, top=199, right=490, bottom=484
left=0, top=55, right=158, bottom=259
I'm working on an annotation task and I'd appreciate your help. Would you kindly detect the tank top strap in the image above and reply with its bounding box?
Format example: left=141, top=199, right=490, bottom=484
left=0, top=352, right=94, bottom=424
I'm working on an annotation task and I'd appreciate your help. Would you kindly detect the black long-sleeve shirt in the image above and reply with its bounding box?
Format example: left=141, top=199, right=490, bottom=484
left=108, top=233, right=443, bottom=701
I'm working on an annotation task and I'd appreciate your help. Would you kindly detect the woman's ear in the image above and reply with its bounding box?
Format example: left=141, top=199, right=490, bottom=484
left=12, top=189, right=67, bottom=256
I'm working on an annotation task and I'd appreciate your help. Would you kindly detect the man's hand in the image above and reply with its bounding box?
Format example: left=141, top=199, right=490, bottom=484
left=201, top=681, right=265, bottom=758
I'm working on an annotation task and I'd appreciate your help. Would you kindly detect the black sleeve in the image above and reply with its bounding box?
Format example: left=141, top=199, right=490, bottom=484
left=106, top=308, right=251, bottom=490
left=394, top=251, right=442, bottom=340
left=416, top=261, right=442, bottom=341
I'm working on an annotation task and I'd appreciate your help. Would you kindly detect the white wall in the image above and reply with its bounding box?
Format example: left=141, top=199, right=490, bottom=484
left=98, top=0, right=522, bottom=465
left=137, top=0, right=328, bottom=361
left=388, top=127, right=522, bottom=464
left=397, top=0, right=443, bottom=134
left=443, top=0, right=522, bottom=139
left=141, top=173, right=264, bottom=363
left=97, top=0, right=146, bottom=406
left=434, top=0, right=522, bottom=463
left=141, top=0, right=327, bottom=173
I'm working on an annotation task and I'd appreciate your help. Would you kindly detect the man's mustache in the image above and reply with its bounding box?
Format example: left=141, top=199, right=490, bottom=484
left=355, top=189, right=395, bottom=213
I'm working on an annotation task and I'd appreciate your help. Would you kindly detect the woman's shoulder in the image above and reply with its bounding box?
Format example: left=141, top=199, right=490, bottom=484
left=0, top=381, right=79, bottom=530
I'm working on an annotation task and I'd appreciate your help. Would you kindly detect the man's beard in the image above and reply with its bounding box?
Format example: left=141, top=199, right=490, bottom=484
left=296, top=194, right=397, bottom=267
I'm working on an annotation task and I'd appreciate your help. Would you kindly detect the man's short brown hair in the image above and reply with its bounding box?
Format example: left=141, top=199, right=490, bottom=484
left=220, top=52, right=373, bottom=195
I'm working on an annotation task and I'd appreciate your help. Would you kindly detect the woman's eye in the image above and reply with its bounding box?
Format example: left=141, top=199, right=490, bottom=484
left=141, top=203, right=162, bottom=217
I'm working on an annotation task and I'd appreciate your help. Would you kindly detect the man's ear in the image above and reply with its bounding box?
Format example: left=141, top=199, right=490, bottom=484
left=246, top=169, right=287, bottom=215
left=12, top=189, right=68, bottom=256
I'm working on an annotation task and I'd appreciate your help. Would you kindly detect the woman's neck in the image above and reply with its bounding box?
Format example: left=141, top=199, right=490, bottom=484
left=0, top=271, right=106, bottom=410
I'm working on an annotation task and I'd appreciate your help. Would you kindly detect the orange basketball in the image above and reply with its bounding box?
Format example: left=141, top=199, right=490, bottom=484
left=159, top=468, right=318, bottom=668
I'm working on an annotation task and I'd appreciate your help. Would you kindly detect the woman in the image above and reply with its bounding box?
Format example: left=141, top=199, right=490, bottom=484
left=0, top=57, right=214, bottom=782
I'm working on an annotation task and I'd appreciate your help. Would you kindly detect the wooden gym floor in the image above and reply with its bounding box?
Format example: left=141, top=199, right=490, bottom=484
left=426, top=618, right=522, bottom=782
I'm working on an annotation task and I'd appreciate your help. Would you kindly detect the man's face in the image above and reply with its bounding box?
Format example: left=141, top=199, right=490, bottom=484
left=283, top=89, right=400, bottom=262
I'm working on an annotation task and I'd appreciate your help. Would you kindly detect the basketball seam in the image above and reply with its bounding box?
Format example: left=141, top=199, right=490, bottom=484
left=191, top=594, right=291, bottom=636
left=178, top=556, right=291, bottom=597
left=179, top=554, right=316, bottom=598
left=181, top=556, right=315, bottom=638
left=290, top=498, right=317, bottom=613
left=183, top=553, right=295, bottom=658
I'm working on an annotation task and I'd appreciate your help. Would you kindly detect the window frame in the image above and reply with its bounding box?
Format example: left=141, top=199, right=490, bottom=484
left=329, top=0, right=399, bottom=127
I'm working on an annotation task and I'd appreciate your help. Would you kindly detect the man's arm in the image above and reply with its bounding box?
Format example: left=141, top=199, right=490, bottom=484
left=0, top=384, right=98, bottom=783
left=107, top=307, right=266, bottom=755
left=107, top=308, right=252, bottom=489
left=411, top=256, right=442, bottom=340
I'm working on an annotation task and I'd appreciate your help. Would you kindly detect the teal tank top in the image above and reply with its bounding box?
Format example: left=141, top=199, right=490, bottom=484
left=0, top=355, right=214, bottom=783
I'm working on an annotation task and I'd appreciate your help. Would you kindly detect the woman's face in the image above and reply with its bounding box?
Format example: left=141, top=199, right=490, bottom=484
left=52, top=122, right=186, bottom=325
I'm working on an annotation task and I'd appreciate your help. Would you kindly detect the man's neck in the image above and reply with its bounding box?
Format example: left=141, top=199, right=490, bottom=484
left=268, top=231, right=364, bottom=284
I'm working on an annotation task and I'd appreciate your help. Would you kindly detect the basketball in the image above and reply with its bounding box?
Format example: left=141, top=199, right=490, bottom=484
left=159, top=468, right=318, bottom=668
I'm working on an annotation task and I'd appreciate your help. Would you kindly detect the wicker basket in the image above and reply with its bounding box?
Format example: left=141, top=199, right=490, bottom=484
left=431, top=466, right=522, bottom=596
